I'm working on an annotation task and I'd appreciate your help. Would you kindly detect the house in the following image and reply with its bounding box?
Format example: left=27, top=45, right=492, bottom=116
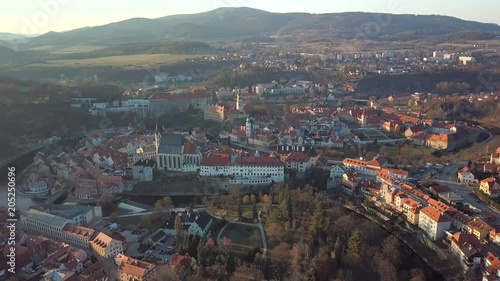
left=491, top=147, right=500, bottom=164
left=43, top=246, right=85, bottom=275
left=484, top=252, right=500, bottom=280
left=132, top=158, right=155, bottom=182
left=489, top=227, right=500, bottom=245
left=329, top=165, right=346, bottom=180
left=342, top=169, right=359, bottom=191
left=89, top=231, right=124, bottom=258
left=466, top=218, right=494, bottom=241
left=162, top=211, right=197, bottom=236
left=42, top=270, right=77, bottom=281
left=418, top=206, right=451, bottom=240
left=405, top=124, right=426, bottom=137
left=284, top=152, right=312, bottom=173
left=79, top=262, right=108, bottom=281
left=483, top=163, right=500, bottom=173
left=480, top=177, right=500, bottom=198
left=402, top=198, right=422, bottom=225
left=115, top=254, right=157, bottom=281
left=2, top=245, right=35, bottom=274
left=457, top=167, right=476, bottom=184
left=170, top=253, right=196, bottom=270
left=449, top=232, right=482, bottom=271
left=187, top=211, right=214, bottom=238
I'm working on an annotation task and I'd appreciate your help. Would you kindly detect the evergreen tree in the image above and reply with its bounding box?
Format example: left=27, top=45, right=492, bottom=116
left=253, top=202, right=258, bottom=220
left=347, top=229, right=361, bottom=259
left=333, top=236, right=343, bottom=264
left=237, top=198, right=243, bottom=220
left=197, top=237, right=205, bottom=266
left=227, top=253, right=236, bottom=274
left=310, top=196, right=329, bottom=241
left=174, top=213, right=183, bottom=237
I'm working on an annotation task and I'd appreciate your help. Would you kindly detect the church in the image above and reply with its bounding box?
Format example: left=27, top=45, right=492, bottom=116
left=156, top=133, right=202, bottom=172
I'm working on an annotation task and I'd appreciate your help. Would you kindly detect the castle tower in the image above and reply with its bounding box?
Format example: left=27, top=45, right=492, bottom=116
left=246, top=115, right=253, bottom=138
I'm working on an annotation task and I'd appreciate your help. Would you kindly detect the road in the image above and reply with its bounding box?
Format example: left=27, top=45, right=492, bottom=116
left=434, top=162, right=500, bottom=218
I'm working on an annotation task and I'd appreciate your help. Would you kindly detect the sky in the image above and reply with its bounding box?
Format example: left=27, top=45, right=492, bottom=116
left=2, top=0, right=500, bottom=35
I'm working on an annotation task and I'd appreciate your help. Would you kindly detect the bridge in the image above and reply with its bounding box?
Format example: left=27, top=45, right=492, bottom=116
left=0, top=144, right=47, bottom=169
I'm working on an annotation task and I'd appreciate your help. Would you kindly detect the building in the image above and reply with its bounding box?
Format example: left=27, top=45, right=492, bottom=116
left=187, top=211, right=214, bottom=238
left=199, top=155, right=231, bottom=177
left=449, top=232, right=482, bottom=271
left=491, top=147, right=500, bottom=164
left=115, top=254, right=156, bottom=281
left=418, top=206, right=451, bottom=240
left=457, top=167, right=476, bottom=184
left=132, top=159, right=155, bottom=182
left=342, top=170, right=360, bottom=191
left=329, top=165, right=346, bottom=180
left=204, top=105, right=227, bottom=123
left=466, top=218, right=494, bottom=241
left=459, top=56, right=475, bottom=65
left=21, top=209, right=75, bottom=241
left=171, top=253, right=196, bottom=270
left=284, top=152, right=312, bottom=173
left=90, top=232, right=124, bottom=258
left=149, top=88, right=209, bottom=117
left=341, top=156, right=388, bottom=176
left=79, top=262, right=108, bottom=281
left=62, top=223, right=95, bottom=249
left=157, top=134, right=201, bottom=172
left=230, top=156, right=285, bottom=185
left=132, top=146, right=157, bottom=163
left=480, top=177, right=500, bottom=198
left=402, top=198, right=422, bottom=225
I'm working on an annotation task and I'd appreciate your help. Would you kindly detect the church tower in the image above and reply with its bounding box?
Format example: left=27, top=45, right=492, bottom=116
left=154, top=117, right=159, bottom=154
left=245, top=115, right=253, bottom=138
left=236, top=92, right=242, bottom=111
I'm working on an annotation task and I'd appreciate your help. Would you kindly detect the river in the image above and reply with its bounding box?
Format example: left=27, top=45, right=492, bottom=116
left=0, top=149, right=45, bottom=211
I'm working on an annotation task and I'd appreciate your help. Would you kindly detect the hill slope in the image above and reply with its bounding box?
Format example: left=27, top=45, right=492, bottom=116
left=23, top=7, right=500, bottom=48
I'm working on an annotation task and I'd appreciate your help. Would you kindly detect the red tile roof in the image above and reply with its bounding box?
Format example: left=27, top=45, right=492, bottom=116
left=286, top=152, right=310, bottom=163
left=235, top=156, right=283, bottom=167
left=201, top=156, right=231, bottom=167
left=420, top=206, right=450, bottom=223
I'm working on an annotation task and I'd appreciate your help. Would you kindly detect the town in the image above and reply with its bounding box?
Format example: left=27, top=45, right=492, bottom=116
left=1, top=4, right=500, bottom=281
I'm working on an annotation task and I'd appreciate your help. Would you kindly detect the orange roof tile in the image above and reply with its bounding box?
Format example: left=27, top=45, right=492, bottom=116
left=420, top=206, right=450, bottom=223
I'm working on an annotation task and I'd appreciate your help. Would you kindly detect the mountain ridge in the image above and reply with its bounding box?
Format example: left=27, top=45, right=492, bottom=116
left=16, top=7, right=500, bottom=49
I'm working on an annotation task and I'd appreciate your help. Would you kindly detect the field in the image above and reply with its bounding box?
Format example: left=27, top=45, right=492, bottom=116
left=39, top=54, right=206, bottom=68
left=218, top=223, right=264, bottom=254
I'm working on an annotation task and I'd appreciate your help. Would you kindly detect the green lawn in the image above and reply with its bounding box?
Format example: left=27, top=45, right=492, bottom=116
left=219, top=223, right=264, bottom=254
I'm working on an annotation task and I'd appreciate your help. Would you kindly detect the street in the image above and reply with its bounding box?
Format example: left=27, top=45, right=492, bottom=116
left=434, top=162, right=500, bottom=219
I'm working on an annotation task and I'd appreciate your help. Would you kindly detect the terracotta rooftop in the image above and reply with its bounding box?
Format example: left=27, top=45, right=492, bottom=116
left=286, top=152, right=310, bottom=163
left=420, top=206, right=450, bottom=223
left=201, top=156, right=231, bottom=167
left=467, top=218, right=494, bottom=232
left=235, top=156, right=283, bottom=167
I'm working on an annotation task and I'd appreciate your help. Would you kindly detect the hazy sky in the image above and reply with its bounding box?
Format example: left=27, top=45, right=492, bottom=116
left=3, top=0, right=500, bottom=35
